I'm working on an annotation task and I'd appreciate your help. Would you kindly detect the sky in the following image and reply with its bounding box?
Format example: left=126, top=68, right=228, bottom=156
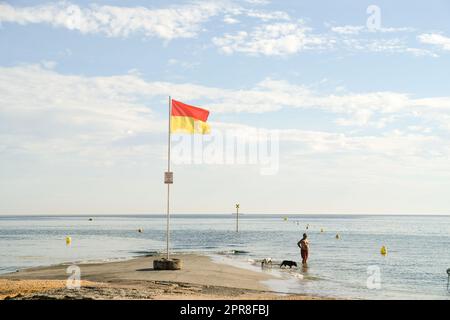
left=1, top=0, right=450, bottom=215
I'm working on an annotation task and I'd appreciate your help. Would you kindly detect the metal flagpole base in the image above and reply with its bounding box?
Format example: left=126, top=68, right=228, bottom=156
left=153, top=258, right=183, bottom=270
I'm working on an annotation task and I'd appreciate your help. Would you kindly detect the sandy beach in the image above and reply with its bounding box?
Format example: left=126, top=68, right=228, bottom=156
left=0, top=254, right=327, bottom=300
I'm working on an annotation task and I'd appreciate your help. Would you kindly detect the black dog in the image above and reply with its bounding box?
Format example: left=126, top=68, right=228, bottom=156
left=280, top=260, right=297, bottom=268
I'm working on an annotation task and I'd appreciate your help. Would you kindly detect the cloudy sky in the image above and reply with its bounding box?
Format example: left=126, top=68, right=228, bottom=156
left=1, top=0, right=450, bottom=215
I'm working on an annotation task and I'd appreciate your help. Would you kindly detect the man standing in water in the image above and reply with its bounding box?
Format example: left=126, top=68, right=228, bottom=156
left=297, top=233, right=309, bottom=266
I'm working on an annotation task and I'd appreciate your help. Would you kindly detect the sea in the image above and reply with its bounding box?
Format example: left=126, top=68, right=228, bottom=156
left=0, top=214, right=449, bottom=300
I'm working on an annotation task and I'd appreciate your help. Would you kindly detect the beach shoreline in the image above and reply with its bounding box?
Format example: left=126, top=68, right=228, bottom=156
left=0, top=253, right=331, bottom=300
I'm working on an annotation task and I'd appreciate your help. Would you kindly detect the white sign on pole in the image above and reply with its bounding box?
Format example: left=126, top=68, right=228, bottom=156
left=164, top=172, right=173, bottom=184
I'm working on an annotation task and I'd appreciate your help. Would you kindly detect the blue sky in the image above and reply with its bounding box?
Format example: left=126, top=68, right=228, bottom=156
left=1, top=0, right=450, bottom=214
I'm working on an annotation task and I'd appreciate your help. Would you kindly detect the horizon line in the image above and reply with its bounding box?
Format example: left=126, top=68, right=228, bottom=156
left=1, top=212, right=450, bottom=217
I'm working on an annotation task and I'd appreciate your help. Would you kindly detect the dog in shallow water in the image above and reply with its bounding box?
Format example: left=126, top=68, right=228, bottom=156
left=261, top=258, right=272, bottom=268
left=280, top=260, right=297, bottom=268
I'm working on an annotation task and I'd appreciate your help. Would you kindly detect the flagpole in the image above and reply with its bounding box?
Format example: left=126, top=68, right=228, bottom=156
left=166, top=96, right=172, bottom=260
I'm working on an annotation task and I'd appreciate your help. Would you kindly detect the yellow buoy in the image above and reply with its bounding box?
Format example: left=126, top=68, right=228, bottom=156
left=320, top=228, right=324, bottom=233
left=283, top=217, right=288, bottom=221
left=65, top=236, right=71, bottom=245
left=380, top=246, right=387, bottom=256
left=335, top=233, right=340, bottom=239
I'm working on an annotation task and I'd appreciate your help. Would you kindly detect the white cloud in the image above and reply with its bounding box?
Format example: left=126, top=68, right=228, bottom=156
left=279, top=129, right=447, bottom=158
left=245, top=0, right=270, bottom=5
left=0, top=1, right=293, bottom=40
left=223, top=15, right=239, bottom=24
left=377, top=27, right=415, bottom=33
left=326, top=25, right=436, bottom=57
left=0, top=1, right=228, bottom=40
left=213, top=21, right=330, bottom=56
left=0, top=64, right=164, bottom=162
left=418, top=33, right=450, bottom=51
left=404, top=47, right=439, bottom=58
left=340, top=38, right=437, bottom=57
left=243, top=10, right=290, bottom=21
left=196, top=77, right=450, bottom=119
left=2, top=64, right=450, bottom=162
left=213, top=20, right=436, bottom=57
left=330, top=25, right=414, bottom=35
left=200, top=121, right=450, bottom=160
left=331, top=25, right=365, bottom=35
left=1, top=1, right=444, bottom=60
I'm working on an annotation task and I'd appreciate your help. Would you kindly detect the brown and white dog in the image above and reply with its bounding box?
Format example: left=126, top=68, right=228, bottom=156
left=261, top=258, right=273, bottom=267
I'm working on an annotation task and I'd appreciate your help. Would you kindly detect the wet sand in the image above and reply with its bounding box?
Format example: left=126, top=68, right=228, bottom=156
left=0, top=254, right=329, bottom=300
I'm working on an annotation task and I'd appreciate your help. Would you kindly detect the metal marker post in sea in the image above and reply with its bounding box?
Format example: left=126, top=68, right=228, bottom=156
left=236, top=204, right=240, bottom=232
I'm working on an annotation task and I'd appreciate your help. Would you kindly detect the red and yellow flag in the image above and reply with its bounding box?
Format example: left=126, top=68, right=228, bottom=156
left=171, top=99, right=210, bottom=134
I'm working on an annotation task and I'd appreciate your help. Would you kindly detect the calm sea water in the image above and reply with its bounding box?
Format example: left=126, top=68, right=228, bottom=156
left=0, top=214, right=449, bottom=300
